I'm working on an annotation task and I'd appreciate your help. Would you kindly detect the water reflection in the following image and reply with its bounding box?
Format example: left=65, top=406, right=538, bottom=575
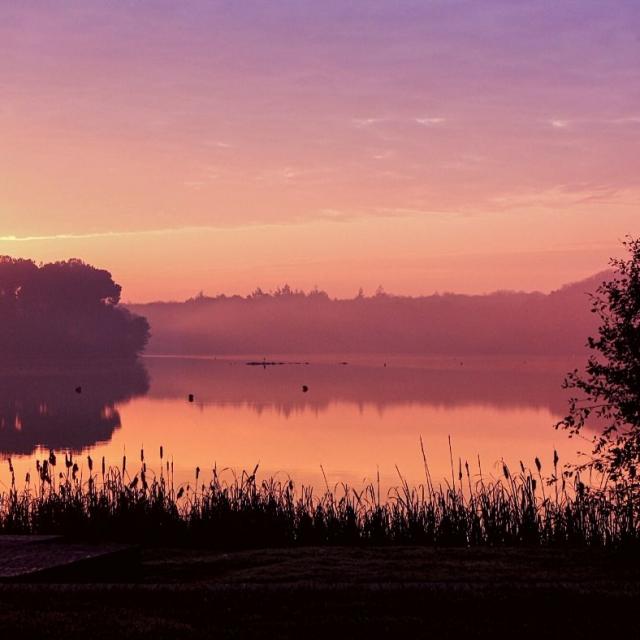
left=0, top=356, right=581, bottom=490
left=0, top=360, right=149, bottom=455
left=145, top=355, right=575, bottom=417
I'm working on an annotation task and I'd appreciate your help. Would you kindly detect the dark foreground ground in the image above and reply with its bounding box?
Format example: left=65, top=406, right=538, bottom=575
left=0, top=545, right=639, bottom=639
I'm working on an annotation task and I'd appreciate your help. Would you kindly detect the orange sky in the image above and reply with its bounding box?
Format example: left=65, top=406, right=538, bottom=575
left=1, top=1, right=639, bottom=301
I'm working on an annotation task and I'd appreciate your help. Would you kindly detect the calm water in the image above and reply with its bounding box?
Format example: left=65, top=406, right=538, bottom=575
left=0, top=355, right=584, bottom=492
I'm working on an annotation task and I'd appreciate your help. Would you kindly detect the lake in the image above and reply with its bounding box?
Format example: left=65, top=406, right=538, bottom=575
left=0, top=355, right=585, bottom=493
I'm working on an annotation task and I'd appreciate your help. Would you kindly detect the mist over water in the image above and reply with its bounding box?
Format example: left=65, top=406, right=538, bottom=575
left=128, top=273, right=605, bottom=357
left=0, top=355, right=580, bottom=492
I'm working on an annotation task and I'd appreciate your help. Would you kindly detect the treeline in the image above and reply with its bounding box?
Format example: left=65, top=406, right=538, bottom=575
left=0, top=257, right=149, bottom=359
left=128, top=273, right=607, bottom=356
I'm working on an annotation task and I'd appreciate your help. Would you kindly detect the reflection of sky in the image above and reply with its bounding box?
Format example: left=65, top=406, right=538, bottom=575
left=0, top=357, right=581, bottom=492
left=145, top=356, right=574, bottom=417
left=1, top=1, right=639, bottom=299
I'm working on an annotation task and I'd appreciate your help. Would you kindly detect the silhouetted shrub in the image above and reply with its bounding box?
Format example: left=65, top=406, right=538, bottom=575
left=558, top=236, right=640, bottom=485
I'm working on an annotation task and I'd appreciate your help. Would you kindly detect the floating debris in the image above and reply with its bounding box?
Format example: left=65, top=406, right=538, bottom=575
left=302, top=385, right=309, bottom=393
left=246, top=361, right=286, bottom=367
left=245, top=361, right=314, bottom=367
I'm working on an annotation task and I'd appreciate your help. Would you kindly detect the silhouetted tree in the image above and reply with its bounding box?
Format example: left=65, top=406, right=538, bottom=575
left=0, top=256, right=38, bottom=300
left=0, top=257, right=150, bottom=359
left=558, top=237, right=640, bottom=482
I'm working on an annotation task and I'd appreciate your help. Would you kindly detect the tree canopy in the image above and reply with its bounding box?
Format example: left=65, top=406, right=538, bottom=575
left=0, top=257, right=149, bottom=359
left=558, top=237, right=640, bottom=483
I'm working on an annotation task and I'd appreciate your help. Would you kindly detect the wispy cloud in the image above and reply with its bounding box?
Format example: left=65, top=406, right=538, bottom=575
left=415, top=116, right=445, bottom=126
left=0, top=227, right=213, bottom=243
left=607, top=116, right=640, bottom=125
left=352, top=117, right=384, bottom=128
left=183, top=180, right=206, bottom=189
left=545, top=116, right=640, bottom=130
left=488, top=184, right=634, bottom=211
left=202, top=140, right=232, bottom=148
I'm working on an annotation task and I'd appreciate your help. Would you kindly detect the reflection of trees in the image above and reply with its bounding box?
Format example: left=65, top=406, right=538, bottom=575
left=145, top=357, right=573, bottom=418
left=0, top=360, right=149, bottom=455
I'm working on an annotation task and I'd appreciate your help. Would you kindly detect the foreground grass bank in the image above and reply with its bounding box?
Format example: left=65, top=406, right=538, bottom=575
left=1, top=448, right=639, bottom=547
left=1, top=546, right=640, bottom=639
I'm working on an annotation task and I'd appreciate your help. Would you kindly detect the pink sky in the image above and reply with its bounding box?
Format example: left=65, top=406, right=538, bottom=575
left=1, top=1, right=639, bottom=301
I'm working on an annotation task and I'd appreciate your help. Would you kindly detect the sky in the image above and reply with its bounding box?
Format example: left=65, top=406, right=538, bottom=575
left=1, top=0, right=639, bottom=302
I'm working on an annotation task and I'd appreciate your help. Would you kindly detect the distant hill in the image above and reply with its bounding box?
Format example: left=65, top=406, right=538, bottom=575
left=128, top=273, right=611, bottom=356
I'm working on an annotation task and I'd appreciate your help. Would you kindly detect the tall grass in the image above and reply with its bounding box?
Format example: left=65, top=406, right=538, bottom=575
left=0, top=445, right=638, bottom=548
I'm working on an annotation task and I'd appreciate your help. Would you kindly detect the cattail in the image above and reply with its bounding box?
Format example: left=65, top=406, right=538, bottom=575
left=196, top=466, right=200, bottom=481
left=141, top=448, right=144, bottom=463
left=49, top=450, right=56, bottom=466
left=122, top=455, right=127, bottom=474
left=160, top=446, right=164, bottom=460
left=102, top=456, right=106, bottom=476
left=535, top=457, right=542, bottom=473
left=87, top=455, right=93, bottom=472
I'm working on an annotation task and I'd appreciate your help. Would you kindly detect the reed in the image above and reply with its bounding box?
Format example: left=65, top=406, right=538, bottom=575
left=1, top=447, right=638, bottom=548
